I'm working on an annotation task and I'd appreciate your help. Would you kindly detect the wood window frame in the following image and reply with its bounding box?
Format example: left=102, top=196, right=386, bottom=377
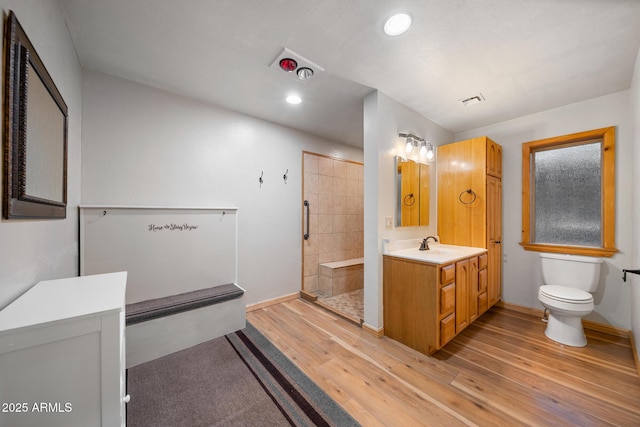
left=520, top=126, right=617, bottom=257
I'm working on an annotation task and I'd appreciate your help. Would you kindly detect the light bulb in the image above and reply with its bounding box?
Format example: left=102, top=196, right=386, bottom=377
left=405, top=137, right=414, bottom=153
left=426, top=148, right=434, bottom=161
left=420, top=142, right=427, bottom=157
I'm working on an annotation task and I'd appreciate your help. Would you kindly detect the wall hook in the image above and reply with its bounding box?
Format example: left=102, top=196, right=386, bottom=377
left=259, top=171, right=264, bottom=187
left=283, top=169, right=288, bottom=184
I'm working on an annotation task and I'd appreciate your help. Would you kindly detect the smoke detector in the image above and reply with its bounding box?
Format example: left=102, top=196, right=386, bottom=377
left=269, top=47, right=324, bottom=82
left=460, top=93, right=485, bottom=106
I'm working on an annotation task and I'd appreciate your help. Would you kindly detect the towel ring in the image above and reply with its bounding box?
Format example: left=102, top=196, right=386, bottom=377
left=459, top=189, right=477, bottom=205
left=403, top=193, right=416, bottom=206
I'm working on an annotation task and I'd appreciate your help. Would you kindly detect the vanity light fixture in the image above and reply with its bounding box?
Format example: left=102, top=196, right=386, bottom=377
left=384, top=12, right=413, bottom=36
left=399, top=132, right=434, bottom=162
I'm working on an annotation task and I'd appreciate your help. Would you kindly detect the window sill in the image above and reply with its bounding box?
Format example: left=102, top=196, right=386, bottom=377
left=519, top=242, right=618, bottom=258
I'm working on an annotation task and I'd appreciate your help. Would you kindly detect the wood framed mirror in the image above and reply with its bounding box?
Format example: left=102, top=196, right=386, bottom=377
left=3, top=11, right=68, bottom=219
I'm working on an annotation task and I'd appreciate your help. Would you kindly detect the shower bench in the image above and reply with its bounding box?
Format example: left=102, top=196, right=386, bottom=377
left=319, top=257, right=364, bottom=296
left=125, top=283, right=246, bottom=368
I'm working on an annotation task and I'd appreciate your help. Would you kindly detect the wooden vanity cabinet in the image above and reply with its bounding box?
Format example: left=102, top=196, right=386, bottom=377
left=383, top=253, right=488, bottom=355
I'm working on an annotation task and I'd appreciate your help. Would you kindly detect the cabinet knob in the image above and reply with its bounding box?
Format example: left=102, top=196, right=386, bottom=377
left=493, top=240, right=501, bottom=244
left=123, top=394, right=131, bottom=403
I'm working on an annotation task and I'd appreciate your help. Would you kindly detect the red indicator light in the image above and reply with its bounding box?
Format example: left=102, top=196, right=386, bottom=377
left=279, top=58, right=298, bottom=72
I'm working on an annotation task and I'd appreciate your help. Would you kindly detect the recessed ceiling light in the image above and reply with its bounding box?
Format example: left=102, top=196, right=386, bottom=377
left=296, top=67, right=314, bottom=81
left=286, top=95, right=302, bottom=105
left=384, top=12, right=412, bottom=36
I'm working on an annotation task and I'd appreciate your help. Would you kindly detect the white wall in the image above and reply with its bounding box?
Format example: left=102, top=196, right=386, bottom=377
left=456, top=91, right=634, bottom=329
left=80, top=70, right=363, bottom=306
left=631, top=47, right=640, bottom=340
left=363, top=90, right=454, bottom=329
left=0, top=0, right=82, bottom=309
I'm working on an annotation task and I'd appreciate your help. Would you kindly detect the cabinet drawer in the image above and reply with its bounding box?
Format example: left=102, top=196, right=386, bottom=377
left=440, top=264, right=455, bottom=285
left=479, top=253, right=488, bottom=270
left=440, top=314, right=456, bottom=347
left=440, top=283, right=455, bottom=316
left=478, top=291, right=488, bottom=314
left=478, top=268, right=488, bottom=293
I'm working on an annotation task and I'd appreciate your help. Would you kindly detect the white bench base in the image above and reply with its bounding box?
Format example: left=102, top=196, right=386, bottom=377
left=126, top=288, right=245, bottom=368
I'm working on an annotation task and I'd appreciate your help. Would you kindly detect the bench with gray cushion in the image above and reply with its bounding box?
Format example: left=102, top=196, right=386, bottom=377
left=126, top=283, right=244, bottom=325
left=125, top=283, right=246, bottom=368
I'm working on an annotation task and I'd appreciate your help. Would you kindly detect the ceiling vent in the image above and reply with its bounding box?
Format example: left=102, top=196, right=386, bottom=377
left=269, top=47, right=324, bottom=83
left=460, top=93, right=485, bottom=106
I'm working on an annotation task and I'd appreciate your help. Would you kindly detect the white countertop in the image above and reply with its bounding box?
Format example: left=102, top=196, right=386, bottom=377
left=383, top=239, right=487, bottom=265
left=0, top=272, right=127, bottom=334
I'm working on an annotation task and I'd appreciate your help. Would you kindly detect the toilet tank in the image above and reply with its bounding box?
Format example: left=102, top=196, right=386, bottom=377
left=540, top=253, right=602, bottom=292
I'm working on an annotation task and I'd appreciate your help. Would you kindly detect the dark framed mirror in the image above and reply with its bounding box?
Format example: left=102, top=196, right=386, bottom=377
left=3, top=11, right=68, bottom=219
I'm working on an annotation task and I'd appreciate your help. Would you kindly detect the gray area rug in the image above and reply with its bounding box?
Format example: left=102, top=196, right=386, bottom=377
left=126, top=321, right=360, bottom=426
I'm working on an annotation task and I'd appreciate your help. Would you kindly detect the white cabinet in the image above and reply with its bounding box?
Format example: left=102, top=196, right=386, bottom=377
left=0, top=272, right=127, bottom=427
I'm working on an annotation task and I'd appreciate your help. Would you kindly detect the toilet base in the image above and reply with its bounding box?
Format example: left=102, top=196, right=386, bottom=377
left=544, top=312, right=587, bottom=347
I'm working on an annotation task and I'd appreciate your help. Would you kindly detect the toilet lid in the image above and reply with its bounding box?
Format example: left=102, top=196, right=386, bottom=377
left=539, top=285, right=593, bottom=303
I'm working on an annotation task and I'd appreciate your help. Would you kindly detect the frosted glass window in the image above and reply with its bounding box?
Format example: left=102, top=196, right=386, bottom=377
left=533, top=141, right=602, bottom=246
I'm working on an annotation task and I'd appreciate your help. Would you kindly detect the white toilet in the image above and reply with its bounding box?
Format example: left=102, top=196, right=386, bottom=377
left=537, top=253, right=602, bottom=347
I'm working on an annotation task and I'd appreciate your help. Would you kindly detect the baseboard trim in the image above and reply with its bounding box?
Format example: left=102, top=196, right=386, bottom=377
left=246, top=292, right=299, bottom=312
left=629, top=331, right=640, bottom=378
left=495, top=301, right=631, bottom=338
left=362, top=322, right=384, bottom=338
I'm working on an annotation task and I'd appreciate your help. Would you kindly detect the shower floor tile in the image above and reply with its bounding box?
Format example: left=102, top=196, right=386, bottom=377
left=317, top=289, right=363, bottom=324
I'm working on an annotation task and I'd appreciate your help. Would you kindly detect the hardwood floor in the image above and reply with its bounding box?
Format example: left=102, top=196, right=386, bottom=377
left=247, top=299, right=640, bottom=426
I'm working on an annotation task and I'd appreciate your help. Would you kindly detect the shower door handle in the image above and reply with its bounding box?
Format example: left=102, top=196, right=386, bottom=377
left=304, top=200, right=310, bottom=240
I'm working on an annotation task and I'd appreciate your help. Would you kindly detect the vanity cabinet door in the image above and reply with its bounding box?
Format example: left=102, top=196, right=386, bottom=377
left=469, top=256, right=479, bottom=323
left=478, top=268, right=489, bottom=314
left=455, top=259, right=470, bottom=333
left=487, top=176, right=502, bottom=306
left=487, top=138, right=502, bottom=178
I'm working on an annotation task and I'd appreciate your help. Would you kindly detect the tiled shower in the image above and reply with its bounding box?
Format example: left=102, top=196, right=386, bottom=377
left=302, top=152, right=364, bottom=322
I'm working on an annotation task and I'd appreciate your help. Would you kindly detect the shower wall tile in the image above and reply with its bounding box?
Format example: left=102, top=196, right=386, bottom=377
left=304, top=153, right=319, bottom=174
left=318, top=233, right=334, bottom=254
left=319, top=175, right=333, bottom=194
left=318, top=157, right=333, bottom=176
left=334, top=177, right=347, bottom=196
left=304, top=172, right=318, bottom=196
left=333, top=215, right=347, bottom=233
left=304, top=254, right=319, bottom=276
left=346, top=162, right=360, bottom=181
left=304, top=274, right=318, bottom=293
left=318, top=191, right=333, bottom=214
left=334, top=195, right=347, bottom=214
left=333, top=159, right=347, bottom=178
left=318, top=214, right=333, bottom=234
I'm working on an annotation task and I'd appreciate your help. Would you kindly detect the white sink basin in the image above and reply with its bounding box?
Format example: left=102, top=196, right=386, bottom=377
left=383, top=239, right=487, bottom=264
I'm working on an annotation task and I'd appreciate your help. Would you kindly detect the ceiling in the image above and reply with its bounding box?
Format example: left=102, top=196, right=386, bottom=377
left=59, top=0, right=640, bottom=147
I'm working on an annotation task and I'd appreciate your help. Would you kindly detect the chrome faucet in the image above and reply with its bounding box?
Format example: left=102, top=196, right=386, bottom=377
left=419, top=236, right=438, bottom=251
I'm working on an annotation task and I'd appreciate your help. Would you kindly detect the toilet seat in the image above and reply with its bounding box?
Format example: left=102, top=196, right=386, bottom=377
left=539, top=285, right=593, bottom=304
